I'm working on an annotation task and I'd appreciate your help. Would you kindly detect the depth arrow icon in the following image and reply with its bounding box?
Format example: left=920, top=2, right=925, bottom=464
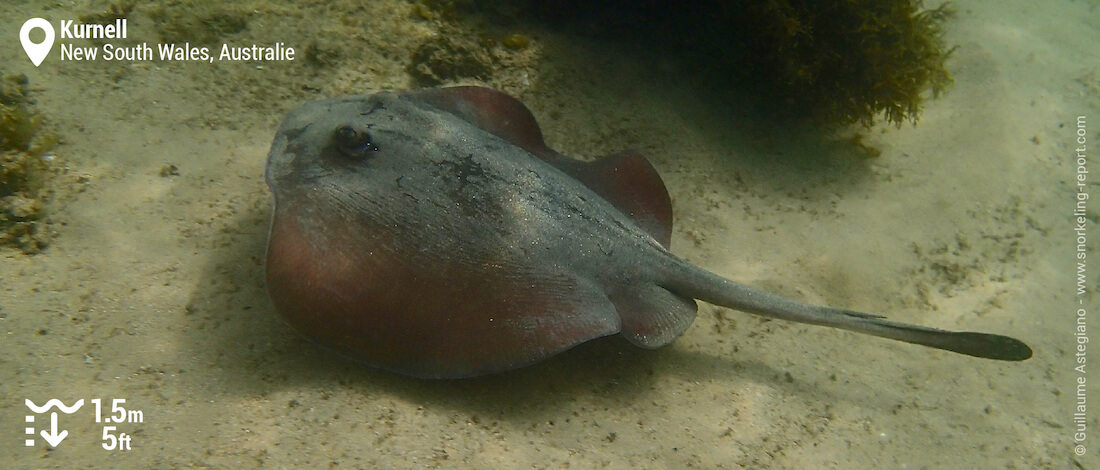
left=40, top=412, right=68, bottom=447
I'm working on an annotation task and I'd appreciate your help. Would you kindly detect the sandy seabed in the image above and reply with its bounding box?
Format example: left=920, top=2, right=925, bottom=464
left=1, top=0, right=1097, bottom=468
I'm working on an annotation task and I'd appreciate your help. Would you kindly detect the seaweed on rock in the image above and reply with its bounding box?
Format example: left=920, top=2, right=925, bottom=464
left=426, top=0, right=958, bottom=129
left=741, top=0, right=956, bottom=127
left=1, top=73, right=57, bottom=254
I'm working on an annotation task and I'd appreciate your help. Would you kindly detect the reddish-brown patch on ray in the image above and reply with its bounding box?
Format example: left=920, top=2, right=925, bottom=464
left=559, top=151, right=674, bottom=248
left=265, top=203, right=620, bottom=378
left=411, top=86, right=674, bottom=248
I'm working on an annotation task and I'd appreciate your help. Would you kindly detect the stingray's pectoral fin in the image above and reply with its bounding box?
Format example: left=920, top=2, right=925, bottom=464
left=844, top=312, right=1033, bottom=361
left=610, top=284, right=698, bottom=348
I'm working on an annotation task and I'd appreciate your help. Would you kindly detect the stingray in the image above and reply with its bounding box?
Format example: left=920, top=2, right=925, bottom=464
left=264, top=86, right=1032, bottom=379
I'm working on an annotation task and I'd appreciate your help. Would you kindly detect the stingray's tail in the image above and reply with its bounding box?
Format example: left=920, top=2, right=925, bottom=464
left=662, top=260, right=1032, bottom=361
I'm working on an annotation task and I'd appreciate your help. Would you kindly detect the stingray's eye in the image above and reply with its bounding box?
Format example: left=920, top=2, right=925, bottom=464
left=332, top=125, right=378, bottom=157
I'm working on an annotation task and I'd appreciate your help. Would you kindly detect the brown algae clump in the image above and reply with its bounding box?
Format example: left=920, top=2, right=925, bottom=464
left=1, top=73, right=58, bottom=254
left=743, top=0, right=956, bottom=127
left=450, top=0, right=958, bottom=129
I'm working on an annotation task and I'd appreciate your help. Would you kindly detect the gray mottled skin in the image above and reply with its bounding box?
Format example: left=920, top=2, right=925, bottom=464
left=265, top=89, right=1031, bottom=379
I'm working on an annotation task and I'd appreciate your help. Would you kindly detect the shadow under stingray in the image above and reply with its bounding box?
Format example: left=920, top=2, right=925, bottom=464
left=171, top=193, right=887, bottom=422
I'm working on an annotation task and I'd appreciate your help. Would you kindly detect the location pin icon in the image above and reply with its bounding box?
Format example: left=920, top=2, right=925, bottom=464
left=20, top=18, right=55, bottom=67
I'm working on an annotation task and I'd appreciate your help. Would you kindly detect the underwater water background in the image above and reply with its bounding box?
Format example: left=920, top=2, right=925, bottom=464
left=1, top=0, right=1097, bottom=468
